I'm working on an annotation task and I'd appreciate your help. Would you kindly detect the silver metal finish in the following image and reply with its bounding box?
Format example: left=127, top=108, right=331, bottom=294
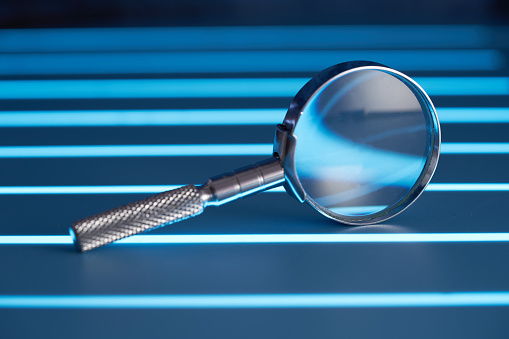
left=276, top=61, right=441, bottom=225
left=71, top=158, right=284, bottom=252
left=71, top=60, right=440, bottom=252
left=274, top=124, right=305, bottom=203
left=70, top=185, right=204, bottom=252
left=200, top=157, right=284, bottom=206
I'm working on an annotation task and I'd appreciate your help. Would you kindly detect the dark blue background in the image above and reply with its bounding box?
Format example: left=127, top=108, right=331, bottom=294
left=0, top=0, right=508, bottom=27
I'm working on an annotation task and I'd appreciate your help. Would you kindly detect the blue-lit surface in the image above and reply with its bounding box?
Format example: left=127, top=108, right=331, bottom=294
left=0, top=50, right=501, bottom=75
left=0, top=25, right=487, bottom=52
left=0, top=183, right=506, bottom=194
left=0, top=78, right=305, bottom=99
left=0, top=109, right=284, bottom=127
left=1, top=24, right=509, bottom=338
left=0, top=143, right=504, bottom=158
left=0, top=107, right=506, bottom=127
left=0, top=77, right=507, bottom=99
left=1, top=292, right=509, bottom=308
left=416, top=77, right=509, bottom=96
left=0, top=144, right=272, bottom=157
left=3, top=233, right=509, bottom=245
left=441, top=143, right=509, bottom=153
left=438, top=108, right=509, bottom=123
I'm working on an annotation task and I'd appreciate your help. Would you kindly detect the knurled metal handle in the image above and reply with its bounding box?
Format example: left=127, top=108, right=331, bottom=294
left=70, top=184, right=204, bottom=252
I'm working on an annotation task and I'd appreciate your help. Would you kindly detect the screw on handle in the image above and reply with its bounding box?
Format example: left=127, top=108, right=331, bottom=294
left=70, top=184, right=204, bottom=252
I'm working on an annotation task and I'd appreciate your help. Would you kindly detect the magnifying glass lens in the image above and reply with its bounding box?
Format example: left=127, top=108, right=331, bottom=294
left=294, top=68, right=433, bottom=218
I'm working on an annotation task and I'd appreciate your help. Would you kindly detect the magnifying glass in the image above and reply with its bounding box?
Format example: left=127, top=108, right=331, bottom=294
left=71, top=61, right=440, bottom=252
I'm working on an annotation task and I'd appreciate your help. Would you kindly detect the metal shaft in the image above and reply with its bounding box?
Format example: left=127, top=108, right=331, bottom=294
left=71, top=157, right=285, bottom=252
left=199, top=157, right=285, bottom=206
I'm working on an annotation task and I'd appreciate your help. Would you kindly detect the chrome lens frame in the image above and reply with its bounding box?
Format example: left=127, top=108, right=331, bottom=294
left=274, top=61, right=441, bottom=225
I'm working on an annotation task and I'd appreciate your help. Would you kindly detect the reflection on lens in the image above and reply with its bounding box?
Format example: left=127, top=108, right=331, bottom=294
left=294, top=68, right=431, bottom=218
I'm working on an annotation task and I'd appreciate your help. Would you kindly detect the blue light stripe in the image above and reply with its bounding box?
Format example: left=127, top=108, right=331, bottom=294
left=0, top=25, right=487, bottom=52
left=1, top=292, right=509, bottom=308
left=0, top=50, right=501, bottom=75
left=438, top=107, right=509, bottom=123
left=441, top=143, right=509, bottom=154
left=426, top=184, right=509, bottom=191
left=0, top=77, right=506, bottom=99
left=0, top=236, right=74, bottom=244
left=0, top=184, right=506, bottom=195
left=0, top=107, right=507, bottom=127
left=0, top=185, right=275, bottom=194
left=0, top=144, right=273, bottom=157
left=2, top=233, right=509, bottom=245
left=0, top=109, right=284, bottom=126
left=415, top=77, right=509, bottom=96
left=0, top=78, right=305, bottom=99
left=0, top=143, right=505, bottom=158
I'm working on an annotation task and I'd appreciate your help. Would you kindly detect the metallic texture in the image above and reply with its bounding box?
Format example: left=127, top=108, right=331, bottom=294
left=274, top=124, right=306, bottom=203
left=199, top=157, right=285, bottom=206
left=70, top=184, right=204, bottom=252
left=71, top=159, right=284, bottom=252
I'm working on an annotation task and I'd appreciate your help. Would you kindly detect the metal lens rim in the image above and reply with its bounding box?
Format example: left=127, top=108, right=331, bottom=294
left=282, top=61, right=441, bottom=225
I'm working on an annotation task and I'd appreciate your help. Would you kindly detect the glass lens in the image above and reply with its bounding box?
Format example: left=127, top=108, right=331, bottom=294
left=293, top=68, right=432, bottom=218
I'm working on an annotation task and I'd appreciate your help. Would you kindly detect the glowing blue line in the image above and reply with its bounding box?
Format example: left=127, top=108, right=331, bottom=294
left=2, top=233, right=509, bottom=245
left=0, top=78, right=304, bottom=99
left=0, top=77, right=506, bottom=99
left=416, top=77, right=509, bottom=96
left=0, top=143, right=505, bottom=158
left=0, top=50, right=501, bottom=75
left=0, top=184, right=506, bottom=195
left=113, top=233, right=509, bottom=243
left=0, top=25, right=487, bottom=52
left=1, top=292, right=509, bottom=308
left=438, top=108, right=509, bottom=123
left=426, top=184, right=509, bottom=191
left=441, top=143, right=509, bottom=154
left=0, top=109, right=284, bottom=127
left=0, top=107, right=507, bottom=127
left=0, top=144, right=273, bottom=157
left=0, top=236, right=74, bottom=244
